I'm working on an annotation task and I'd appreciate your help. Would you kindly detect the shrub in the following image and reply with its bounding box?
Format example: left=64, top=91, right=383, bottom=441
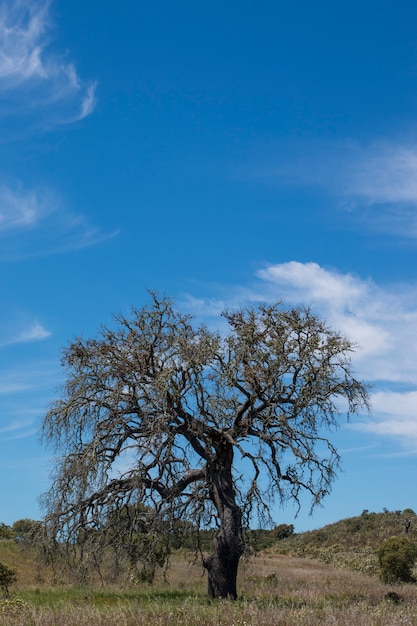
left=0, top=524, right=13, bottom=540
left=0, top=562, right=17, bottom=596
left=377, top=536, right=417, bottom=583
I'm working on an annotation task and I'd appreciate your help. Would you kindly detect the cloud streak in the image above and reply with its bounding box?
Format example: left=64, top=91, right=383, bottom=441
left=0, top=319, right=51, bottom=350
left=0, top=0, right=97, bottom=124
left=0, top=359, right=61, bottom=445
left=0, top=183, right=56, bottom=233
left=251, top=139, right=417, bottom=239
left=14, top=321, right=51, bottom=343
left=0, top=3, right=110, bottom=259
left=0, top=182, right=118, bottom=260
left=346, top=145, right=417, bottom=206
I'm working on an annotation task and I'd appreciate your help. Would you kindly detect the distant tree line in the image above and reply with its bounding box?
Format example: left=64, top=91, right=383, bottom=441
left=0, top=519, right=42, bottom=543
left=0, top=513, right=295, bottom=586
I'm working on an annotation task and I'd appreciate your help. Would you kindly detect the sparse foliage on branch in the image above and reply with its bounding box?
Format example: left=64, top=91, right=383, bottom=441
left=41, top=293, right=369, bottom=598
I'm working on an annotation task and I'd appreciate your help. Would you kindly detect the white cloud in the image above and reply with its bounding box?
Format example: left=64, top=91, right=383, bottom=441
left=76, top=80, right=97, bottom=122
left=349, top=391, right=417, bottom=450
left=0, top=361, right=55, bottom=393
left=257, top=262, right=367, bottom=310
left=0, top=3, right=108, bottom=258
left=0, top=0, right=97, bottom=124
left=0, top=417, right=35, bottom=434
left=251, top=139, right=417, bottom=238
left=338, top=143, right=417, bottom=238
left=14, top=321, right=51, bottom=343
left=0, top=379, right=31, bottom=394
left=256, top=262, right=417, bottom=446
left=0, top=303, right=51, bottom=349
left=256, top=261, right=417, bottom=385
left=186, top=262, right=417, bottom=448
left=346, top=145, right=417, bottom=206
left=0, top=409, right=43, bottom=441
left=371, top=391, right=417, bottom=421
left=0, top=182, right=118, bottom=259
left=0, top=183, right=56, bottom=233
left=0, top=0, right=48, bottom=82
left=0, top=319, right=51, bottom=349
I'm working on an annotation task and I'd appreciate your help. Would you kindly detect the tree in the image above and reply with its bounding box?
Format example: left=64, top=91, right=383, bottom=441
left=273, top=523, right=295, bottom=540
left=41, top=293, right=369, bottom=599
left=12, top=519, right=42, bottom=544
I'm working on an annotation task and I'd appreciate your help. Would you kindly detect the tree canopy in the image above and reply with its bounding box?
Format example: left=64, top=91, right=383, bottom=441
left=42, top=293, right=369, bottom=598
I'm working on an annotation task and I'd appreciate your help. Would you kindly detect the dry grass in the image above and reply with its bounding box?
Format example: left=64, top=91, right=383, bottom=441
left=2, top=550, right=417, bottom=625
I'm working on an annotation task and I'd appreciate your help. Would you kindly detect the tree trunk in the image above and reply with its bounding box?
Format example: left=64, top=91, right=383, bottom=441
left=203, top=442, right=244, bottom=599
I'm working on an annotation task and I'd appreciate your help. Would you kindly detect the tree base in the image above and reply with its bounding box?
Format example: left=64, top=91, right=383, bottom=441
left=203, top=553, right=240, bottom=599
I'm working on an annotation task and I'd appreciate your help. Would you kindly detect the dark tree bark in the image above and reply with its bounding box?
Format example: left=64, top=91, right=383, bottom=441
left=203, top=443, right=244, bottom=599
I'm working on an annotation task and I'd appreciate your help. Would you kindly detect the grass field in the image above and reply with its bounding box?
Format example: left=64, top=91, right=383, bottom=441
left=2, top=546, right=417, bottom=625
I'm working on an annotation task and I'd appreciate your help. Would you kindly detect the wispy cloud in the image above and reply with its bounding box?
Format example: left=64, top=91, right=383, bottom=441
left=0, top=359, right=60, bottom=447
left=250, top=139, right=417, bottom=238
left=0, top=359, right=56, bottom=393
left=0, top=301, right=51, bottom=348
left=0, top=0, right=97, bottom=125
left=0, top=0, right=48, bottom=83
left=0, top=3, right=110, bottom=258
left=343, top=144, right=417, bottom=206
left=337, top=142, right=417, bottom=238
left=0, top=321, right=51, bottom=350
left=0, top=182, right=118, bottom=260
left=0, top=417, right=36, bottom=439
left=186, top=262, right=417, bottom=448
left=13, top=321, right=51, bottom=343
left=76, top=81, right=97, bottom=122
left=0, top=402, right=47, bottom=440
left=0, top=183, right=56, bottom=233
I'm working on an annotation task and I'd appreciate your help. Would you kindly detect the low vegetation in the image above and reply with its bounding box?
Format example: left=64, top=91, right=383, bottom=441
left=275, top=508, right=417, bottom=578
left=0, top=562, right=17, bottom=596
left=378, top=537, right=417, bottom=583
left=0, top=509, right=416, bottom=624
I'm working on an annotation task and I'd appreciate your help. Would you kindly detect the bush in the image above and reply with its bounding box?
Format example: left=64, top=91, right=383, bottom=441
left=377, top=536, right=417, bottom=583
left=0, top=524, right=13, bottom=540
left=0, top=562, right=17, bottom=596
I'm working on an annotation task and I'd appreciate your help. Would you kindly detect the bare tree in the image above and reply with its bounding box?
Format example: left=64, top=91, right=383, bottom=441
left=41, top=293, right=369, bottom=598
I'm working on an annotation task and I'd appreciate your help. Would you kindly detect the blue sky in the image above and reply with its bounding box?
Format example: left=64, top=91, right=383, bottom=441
left=2, top=0, right=417, bottom=532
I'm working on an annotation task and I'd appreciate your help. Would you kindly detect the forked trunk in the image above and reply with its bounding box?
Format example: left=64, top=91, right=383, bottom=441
left=203, top=443, right=244, bottom=599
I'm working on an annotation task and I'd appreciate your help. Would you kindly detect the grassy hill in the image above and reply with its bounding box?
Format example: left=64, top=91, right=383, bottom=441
left=273, top=508, right=417, bottom=576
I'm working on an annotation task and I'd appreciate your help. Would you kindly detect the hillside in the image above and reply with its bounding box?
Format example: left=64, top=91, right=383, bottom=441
left=274, top=508, right=417, bottom=576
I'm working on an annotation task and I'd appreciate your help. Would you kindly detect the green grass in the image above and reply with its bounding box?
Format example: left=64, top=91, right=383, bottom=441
left=2, top=510, right=417, bottom=624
